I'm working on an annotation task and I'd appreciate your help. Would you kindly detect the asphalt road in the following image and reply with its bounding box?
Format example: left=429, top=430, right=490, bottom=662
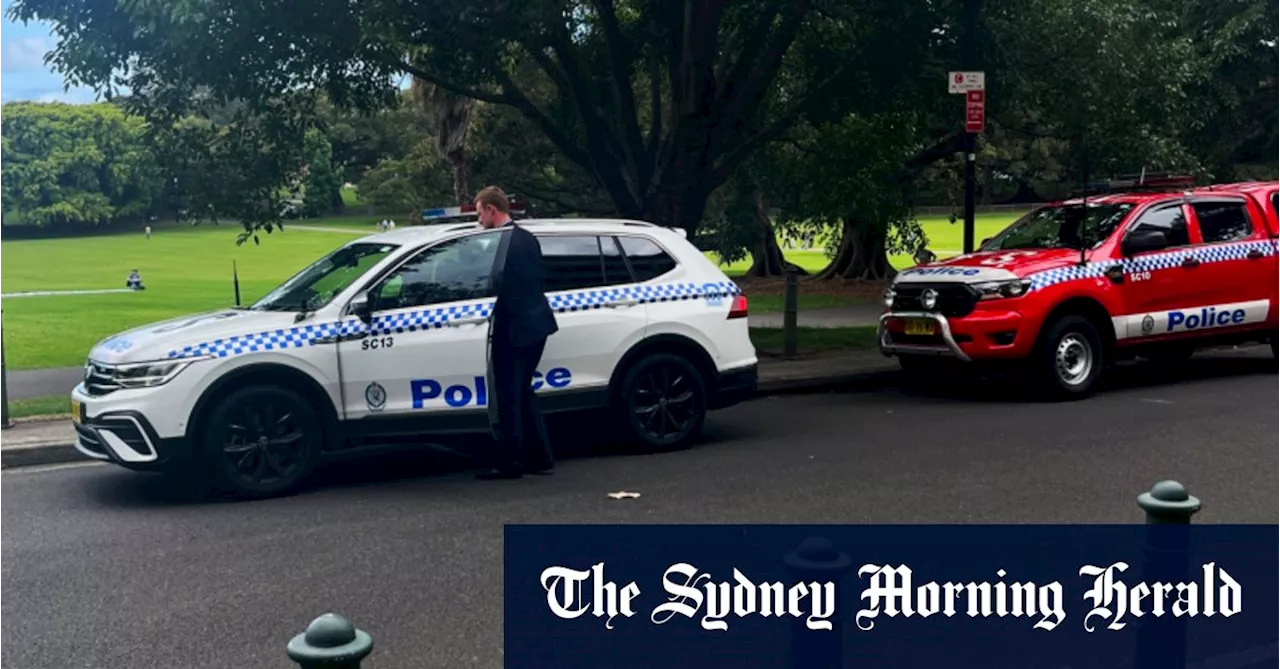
left=3, top=349, right=1276, bottom=669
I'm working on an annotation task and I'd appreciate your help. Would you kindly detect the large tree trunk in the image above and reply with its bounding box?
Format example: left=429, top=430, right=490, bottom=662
left=745, top=190, right=805, bottom=277
left=412, top=74, right=475, bottom=205
left=449, top=149, right=470, bottom=206
left=815, top=217, right=897, bottom=281
left=640, top=154, right=714, bottom=232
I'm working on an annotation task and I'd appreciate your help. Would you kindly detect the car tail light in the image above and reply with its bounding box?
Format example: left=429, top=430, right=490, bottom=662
left=727, top=294, right=748, bottom=319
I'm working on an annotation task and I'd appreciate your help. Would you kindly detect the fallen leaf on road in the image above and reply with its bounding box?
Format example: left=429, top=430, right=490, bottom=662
left=607, top=491, right=641, bottom=500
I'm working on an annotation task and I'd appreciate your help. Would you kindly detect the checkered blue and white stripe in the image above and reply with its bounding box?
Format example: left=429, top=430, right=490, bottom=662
left=1025, top=239, right=1276, bottom=292
left=165, top=280, right=742, bottom=360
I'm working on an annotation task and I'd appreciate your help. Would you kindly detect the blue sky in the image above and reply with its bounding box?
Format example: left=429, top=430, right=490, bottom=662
left=1, top=0, right=98, bottom=103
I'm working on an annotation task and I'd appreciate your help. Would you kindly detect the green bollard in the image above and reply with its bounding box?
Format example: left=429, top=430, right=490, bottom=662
left=287, top=613, right=373, bottom=669
left=783, top=536, right=853, bottom=669
left=1134, top=481, right=1199, bottom=669
left=1137, top=480, right=1201, bottom=524
left=783, top=268, right=798, bottom=359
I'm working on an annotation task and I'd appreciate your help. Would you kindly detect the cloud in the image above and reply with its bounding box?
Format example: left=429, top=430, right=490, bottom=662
left=2, top=37, right=51, bottom=72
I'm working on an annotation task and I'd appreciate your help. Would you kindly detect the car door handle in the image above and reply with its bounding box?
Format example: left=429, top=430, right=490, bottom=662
left=449, top=316, right=488, bottom=327
left=1247, top=249, right=1265, bottom=259
left=607, top=298, right=640, bottom=308
left=1181, top=257, right=1200, bottom=268
left=316, top=332, right=367, bottom=345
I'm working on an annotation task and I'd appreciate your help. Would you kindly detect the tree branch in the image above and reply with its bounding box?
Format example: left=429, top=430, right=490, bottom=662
left=546, top=35, right=642, bottom=212
left=710, top=63, right=850, bottom=185
left=488, top=67, right=595, bottom=172
left=903, top=131, right=967, bottom=175
left=713, top=0, right=809, bottom=155
left=512, top=180, right=616, bottom=215
left=368, top=51, right=510, bottom=105
left=594, top=0, right=651, bottom=187
left=715, top=0, right=785, bottom=108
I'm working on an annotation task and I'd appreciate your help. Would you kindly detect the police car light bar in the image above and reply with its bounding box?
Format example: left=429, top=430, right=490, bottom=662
left=421, top=201, right=528, bottom=222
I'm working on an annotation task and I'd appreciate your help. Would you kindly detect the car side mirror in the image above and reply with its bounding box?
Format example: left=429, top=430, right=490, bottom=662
left=1121, top=229, right=1168, bottom=256
left=912, top=248, right=937, bottom=265
left=349, top=292, right=374, bottom=324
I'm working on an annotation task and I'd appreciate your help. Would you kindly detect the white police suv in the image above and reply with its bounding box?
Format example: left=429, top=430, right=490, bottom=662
left=70, top=219, right=758, bottom=497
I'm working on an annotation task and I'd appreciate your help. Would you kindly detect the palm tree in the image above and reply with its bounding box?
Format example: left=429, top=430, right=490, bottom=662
left=409, top=75, right=475, bottom=205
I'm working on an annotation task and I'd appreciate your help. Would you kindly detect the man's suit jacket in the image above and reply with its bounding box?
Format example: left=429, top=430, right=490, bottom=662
left=490, top=222, right=559, bottom=348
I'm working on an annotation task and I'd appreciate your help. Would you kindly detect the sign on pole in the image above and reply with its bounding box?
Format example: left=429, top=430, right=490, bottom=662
left=948, top=71, right=985, bottom=94
left=965, top=90, right=985, bottom=134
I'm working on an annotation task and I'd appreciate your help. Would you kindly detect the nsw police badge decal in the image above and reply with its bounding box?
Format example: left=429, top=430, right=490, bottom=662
left=1141, top=314, right=1155, bottom=335
left=365, top=381, right=387, bottom=412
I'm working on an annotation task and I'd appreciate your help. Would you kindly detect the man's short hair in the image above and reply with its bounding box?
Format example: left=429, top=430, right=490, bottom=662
left=474, top=186, right=510, bottom=214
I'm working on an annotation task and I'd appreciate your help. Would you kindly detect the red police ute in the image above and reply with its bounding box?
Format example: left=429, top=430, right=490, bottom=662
left=878, top=178, right=1279, bottom=399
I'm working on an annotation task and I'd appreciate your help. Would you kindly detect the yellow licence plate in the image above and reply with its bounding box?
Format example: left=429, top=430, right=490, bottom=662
left=904, top=318, right=936, bottom=336
left=70, top=400, right=83, bottom=424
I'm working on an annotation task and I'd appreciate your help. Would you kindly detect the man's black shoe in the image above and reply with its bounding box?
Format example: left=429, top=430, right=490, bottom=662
left=476, top=468, right=523, bottom=480
left=526, top=464, right=554, bottom=475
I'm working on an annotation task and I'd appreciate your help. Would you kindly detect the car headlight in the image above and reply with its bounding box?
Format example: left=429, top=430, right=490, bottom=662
left=108, top=358, right=203, bottom=388
left=974, top=279, right=1032, bottom=300
left=882, top=288, right=896, bottom=308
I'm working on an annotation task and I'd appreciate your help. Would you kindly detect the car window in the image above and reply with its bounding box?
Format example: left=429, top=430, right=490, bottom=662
left=538, top=235, right=610, bottom=292
left=601, top=236, right=634, bottom=285
left=1193, top=201, right=1254, bottom=243
left=1124, top=204, right=1189, bottom=248
left=619, top=236, right=677, bottom=281
left=373, top=233, right=500, bottom=310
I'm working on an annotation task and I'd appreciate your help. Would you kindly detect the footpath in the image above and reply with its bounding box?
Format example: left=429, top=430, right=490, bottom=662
left=0, top=349, right=900, bottom=470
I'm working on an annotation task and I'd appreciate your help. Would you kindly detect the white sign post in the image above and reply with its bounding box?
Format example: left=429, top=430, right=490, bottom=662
left=948, top=71, right=985, bottom=94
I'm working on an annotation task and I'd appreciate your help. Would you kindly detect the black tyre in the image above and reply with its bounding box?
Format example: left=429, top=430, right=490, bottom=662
left=617, top=353, right=707, bottom=451
left=196, top=384, right=323, bottom=499
left=1031, top=314, right=1105, bottom=400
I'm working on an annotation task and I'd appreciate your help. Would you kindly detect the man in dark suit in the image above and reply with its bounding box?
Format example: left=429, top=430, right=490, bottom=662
left=474, top=186, right=560, bottom=480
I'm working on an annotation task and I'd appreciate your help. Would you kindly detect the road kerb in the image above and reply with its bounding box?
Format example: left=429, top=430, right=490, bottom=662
left=1, top=442, right=91, bottom=470
left=0, top=364, right=901, bottom=470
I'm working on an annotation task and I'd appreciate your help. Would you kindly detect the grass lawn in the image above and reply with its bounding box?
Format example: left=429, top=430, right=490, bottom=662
left=7, top=394, right=70, bottom=420
left=749, top=326, right=879, bottom=355
left=0, top=211, right=1024, bottom=370
left=0, top=218, right=373, bottom=370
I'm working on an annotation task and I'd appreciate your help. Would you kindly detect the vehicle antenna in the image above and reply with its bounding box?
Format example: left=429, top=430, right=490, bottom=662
left=1078, top=140, right=1090, bottom=267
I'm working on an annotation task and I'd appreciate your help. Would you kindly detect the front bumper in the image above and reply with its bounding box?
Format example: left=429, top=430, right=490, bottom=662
left=71, top=400, right=191, bottom=471
left=878, top=309, right=1028, bottom=362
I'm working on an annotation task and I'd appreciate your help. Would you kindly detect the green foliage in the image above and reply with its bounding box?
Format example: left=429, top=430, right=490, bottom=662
left=358, top=140, right=457, bottom=216
left=5, top=0, right=888, bottom=231
left=760, top=112, right=927, bottom=255
left=142, top=97, right=313, bottom=243
left=1, top=101, right=163, bottom=227
left=301, top=128, right=344, bottom=217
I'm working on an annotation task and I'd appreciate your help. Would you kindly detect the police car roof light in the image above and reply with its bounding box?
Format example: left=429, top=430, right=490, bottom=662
left=421, top=201, right=528, bottom=223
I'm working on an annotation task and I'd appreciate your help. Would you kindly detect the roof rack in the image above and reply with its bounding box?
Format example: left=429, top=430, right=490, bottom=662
left=1070, top=172, right=1196, bottom=197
